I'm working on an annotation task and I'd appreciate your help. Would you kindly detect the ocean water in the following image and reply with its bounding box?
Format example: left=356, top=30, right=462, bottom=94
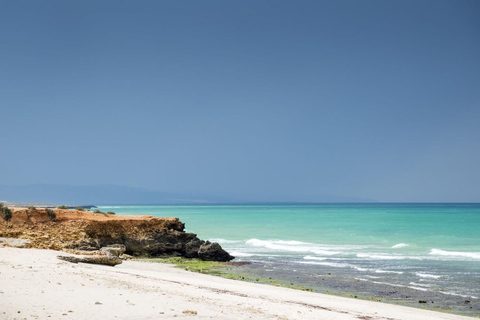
left=100, top=203, right=480, bottom=314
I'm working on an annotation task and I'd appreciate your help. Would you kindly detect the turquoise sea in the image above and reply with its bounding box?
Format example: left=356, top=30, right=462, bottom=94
left=99, top=203, right=480, bottom=315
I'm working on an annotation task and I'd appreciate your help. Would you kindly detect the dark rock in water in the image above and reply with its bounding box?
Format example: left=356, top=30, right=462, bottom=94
left=79, top=223, right=234, bottom=261
left=184, top=239, right=205, bottom=258
left=120, top=229, right=196, bottom=256
left=198, top=242, right=234, bottom=262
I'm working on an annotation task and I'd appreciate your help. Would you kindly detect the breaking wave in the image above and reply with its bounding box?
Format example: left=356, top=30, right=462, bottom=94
left=429, top=249, right=480, bottom=260
left=416, top=273, right=441, bottom=279
left=245, top=239, right=341, bottom=255
left=374, top=269, right=404, bottom=274
left=391, top=243, right=409, bottom=249
left=356, top=253, right=410, bottom=260
left=208, top=238, right=242, bottom=244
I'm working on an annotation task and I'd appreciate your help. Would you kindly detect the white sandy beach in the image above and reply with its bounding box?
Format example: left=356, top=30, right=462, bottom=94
left=0, top=247, right=473, bottom=320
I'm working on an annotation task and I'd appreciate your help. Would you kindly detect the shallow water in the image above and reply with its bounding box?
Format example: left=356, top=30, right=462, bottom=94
left=101, top=203, right=480, bottom=316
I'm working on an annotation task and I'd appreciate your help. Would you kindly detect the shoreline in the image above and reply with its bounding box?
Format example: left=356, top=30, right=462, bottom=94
left=221, top=260, right=480, bottom=317
left=147, top=257, right=480, bottom=318
left=0, top=247, right=475, bottom=320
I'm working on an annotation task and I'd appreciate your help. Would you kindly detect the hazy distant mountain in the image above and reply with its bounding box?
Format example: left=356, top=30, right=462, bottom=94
left=0, top=184, right=373, bottom=205
left=0, top=184, right=210, bottom=205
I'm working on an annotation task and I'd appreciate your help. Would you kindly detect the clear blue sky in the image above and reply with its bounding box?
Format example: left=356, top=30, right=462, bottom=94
left=1, top=1, right=479, bottom=202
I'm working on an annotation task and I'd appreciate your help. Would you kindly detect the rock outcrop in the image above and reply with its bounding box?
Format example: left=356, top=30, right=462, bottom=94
left=198, top=242, right=234, bottom=261
left=0, top=208, right=234, bottom=262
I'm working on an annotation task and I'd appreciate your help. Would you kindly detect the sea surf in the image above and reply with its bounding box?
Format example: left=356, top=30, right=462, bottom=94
left=101, top=203, right=480, bottom=316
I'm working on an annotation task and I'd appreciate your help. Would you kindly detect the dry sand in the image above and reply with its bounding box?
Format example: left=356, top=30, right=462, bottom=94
left=0, top=247, right=473, bottom=320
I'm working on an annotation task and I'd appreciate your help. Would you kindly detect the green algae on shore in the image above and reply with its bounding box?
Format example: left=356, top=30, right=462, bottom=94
left=143, top=257, right=315, bottom=292
left=143, top=257, right=227, bottom=275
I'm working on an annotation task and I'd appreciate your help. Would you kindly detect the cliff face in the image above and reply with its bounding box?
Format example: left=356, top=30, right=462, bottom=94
left=0, top=208, right=234, bottom=262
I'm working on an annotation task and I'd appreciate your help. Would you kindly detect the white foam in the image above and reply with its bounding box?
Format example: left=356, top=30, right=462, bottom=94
left=299, top=261, right=381, bottom=274
left=357, top=253, right=406, bottom=260
left=439, top=291, right=479, bottom=299
left=407, top=286, right=429, bottom=292
left=245, top=239, right=340, bottom=255
left=409, top=282, right=432, bottom=287
left=372, top=281, right=405, bottom=288
left=297, top=261, right=351, bottom=268
left=375, top=269, right=404, bottom=274
left=353, top=267, right=369, bottom=272
left=356, top=253, right=426, bottom=260
left=228, top=252, right=256, bottom=257
left=371, top=282, right=435, bottom=293
left=312, top=249, right=342, bottom=255
left=208, top=238, right=241, bottom=244
left=302, top=259, right=405, bottom=275
left=355, top=278, right=368, bottom=282
left=229, top=251, right=280, bottom=258
left=416, top=272, right=441, bottom=279
left=392, top=243, right=409, bottom=249
left=304, top=256, right=327, bottom=261
left=429, top=249, right=480, bottom=260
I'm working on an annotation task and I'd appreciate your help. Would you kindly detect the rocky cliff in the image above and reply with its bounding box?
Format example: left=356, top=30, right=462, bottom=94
left=0, top=208, right=234, bottom=262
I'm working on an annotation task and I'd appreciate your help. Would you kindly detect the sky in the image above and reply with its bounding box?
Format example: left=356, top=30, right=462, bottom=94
left=1, top=0, right=479, bottom=203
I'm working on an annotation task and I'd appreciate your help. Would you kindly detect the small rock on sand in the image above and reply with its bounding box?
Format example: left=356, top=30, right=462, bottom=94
left=182, top=310, right=198, bottom=315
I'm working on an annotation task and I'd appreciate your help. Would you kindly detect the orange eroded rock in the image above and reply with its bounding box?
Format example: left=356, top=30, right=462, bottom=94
left=0, top=208, right=234, bottom=261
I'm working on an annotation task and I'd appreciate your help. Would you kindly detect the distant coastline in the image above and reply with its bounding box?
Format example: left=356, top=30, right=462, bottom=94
left=1, top=201, right=97, bottom=209
left=0, top=183, right=375, bottom=205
